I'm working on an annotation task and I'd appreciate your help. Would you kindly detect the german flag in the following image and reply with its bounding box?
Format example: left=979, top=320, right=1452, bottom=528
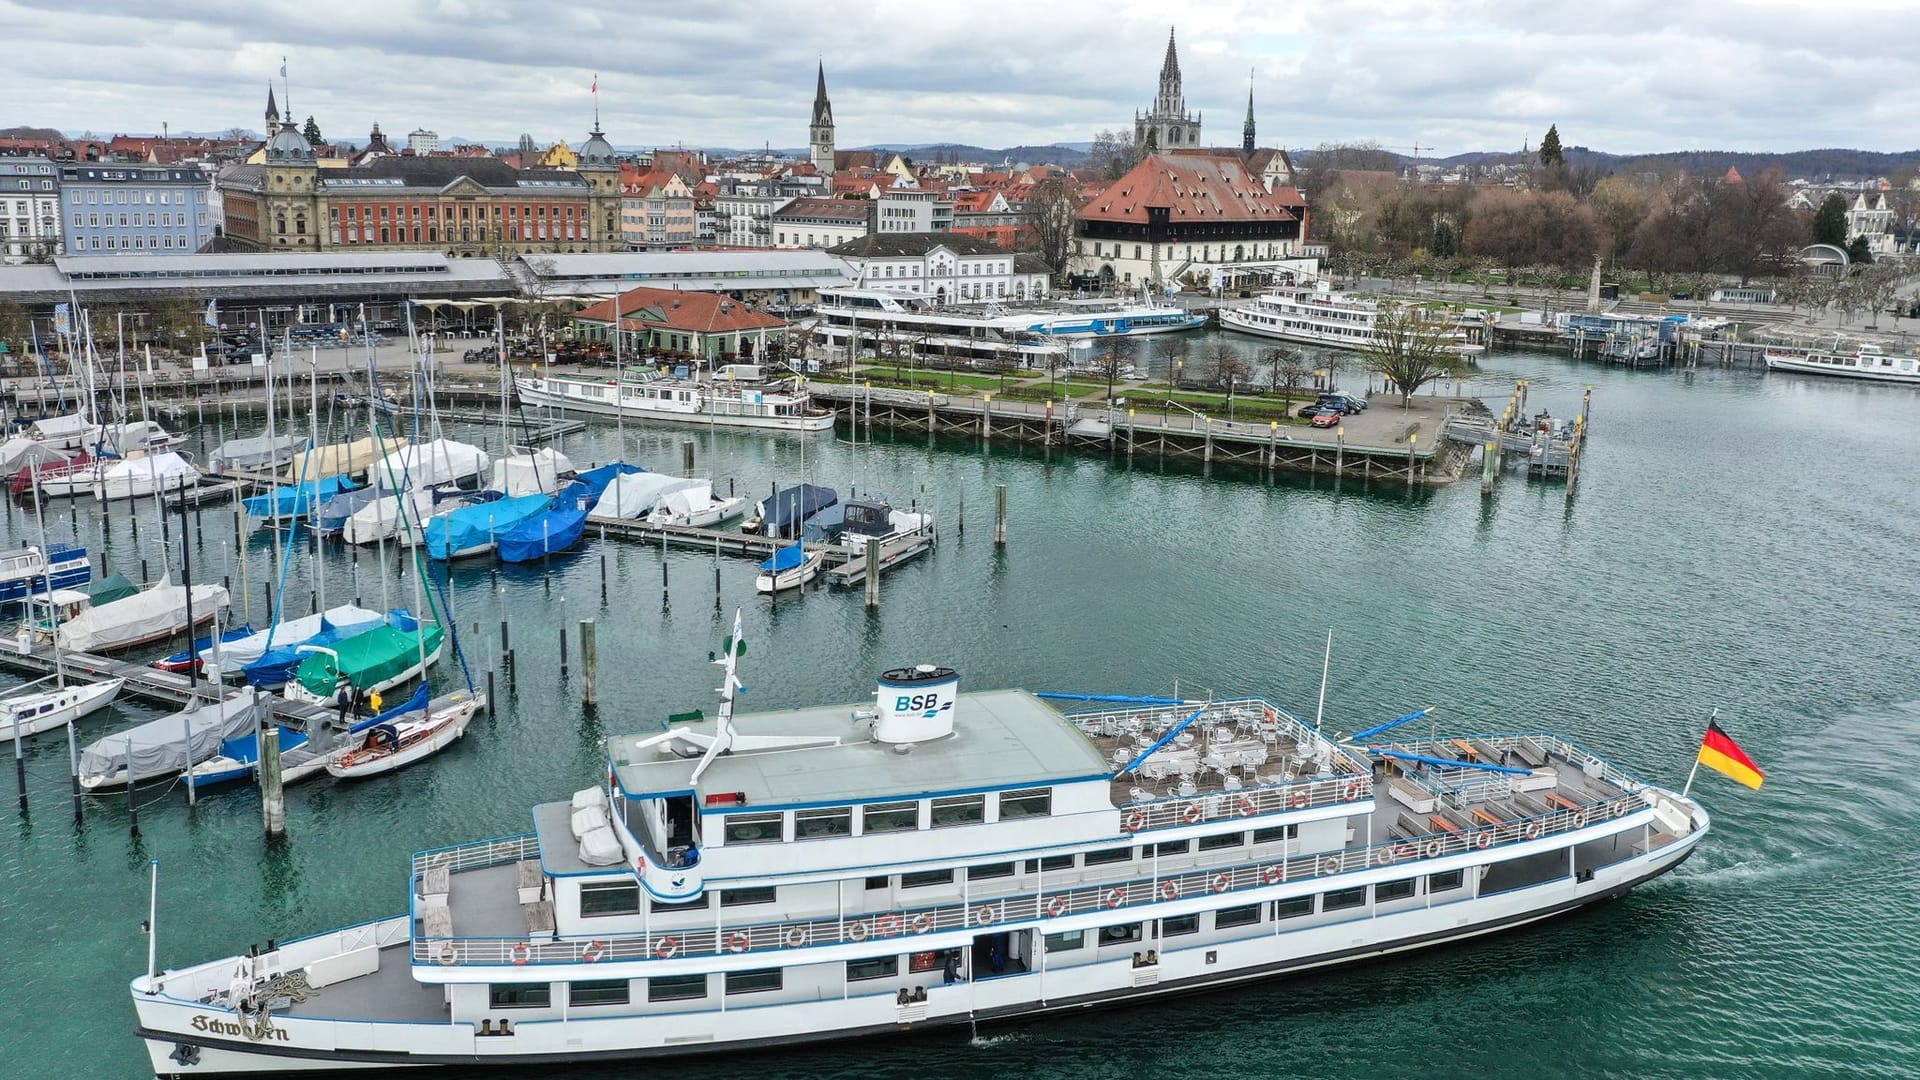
left=1697, top=720, right=1764, bottom=790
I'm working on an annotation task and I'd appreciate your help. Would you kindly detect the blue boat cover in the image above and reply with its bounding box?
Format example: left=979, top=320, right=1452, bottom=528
left=759, top=484, right=837, bottom=539
left=424, top=492, right=551, bottom=560
left=244, top=475, right=359, bottom=519
left=760, top=543, right=807, bottom=573
left=161, top=623, right=255, bottom=666
left=241, top=608, right=401, bottom=688
left=576, top=462, right=642, bottom=502
left=497, top=483, right=590, bottom=563
left=318, top=487, right=381, bottom=533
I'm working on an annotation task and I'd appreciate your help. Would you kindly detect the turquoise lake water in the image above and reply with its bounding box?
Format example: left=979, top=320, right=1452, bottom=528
left=2, top=343, right=1916, bottom=1078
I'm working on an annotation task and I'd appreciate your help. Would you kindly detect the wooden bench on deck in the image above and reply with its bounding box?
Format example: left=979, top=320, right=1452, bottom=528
left=1544, top=792, right=1582, bottom=813
left=1427, top=813, right=1463, bottom=834
left=1393, top=813, right=1429, bottom=840
left=1469, top=807, right=1503, bottom=828
left=1512, top=740, right=1549, bottom=769
left=1449, top=738, right=1481, bottom=762
left=522, top=900, right=555, bottom=936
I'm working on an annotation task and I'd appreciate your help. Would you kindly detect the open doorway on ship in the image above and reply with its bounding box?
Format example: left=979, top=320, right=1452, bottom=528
left=970, top=929, right=1032, bottom=979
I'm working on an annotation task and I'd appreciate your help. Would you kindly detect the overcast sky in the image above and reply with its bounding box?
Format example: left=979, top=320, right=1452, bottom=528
left=6, top=0, right=1916, bottom=157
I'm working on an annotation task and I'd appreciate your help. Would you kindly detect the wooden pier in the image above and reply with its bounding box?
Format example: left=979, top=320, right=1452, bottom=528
left=585, top=515, right=936, bottom=584
left=0, top=641, right=339, bottom=731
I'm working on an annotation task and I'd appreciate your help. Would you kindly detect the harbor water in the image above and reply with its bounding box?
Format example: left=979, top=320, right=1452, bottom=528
left=2, top=345, right=1916, bottom=1078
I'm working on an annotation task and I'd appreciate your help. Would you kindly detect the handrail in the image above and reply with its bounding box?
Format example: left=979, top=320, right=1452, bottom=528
left=411, top=790, right=1649, bottom=968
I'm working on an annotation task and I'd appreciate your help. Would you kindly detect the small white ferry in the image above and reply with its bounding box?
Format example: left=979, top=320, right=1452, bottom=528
left=811, top=290, right=1079, bottom=367
left=1022, top=297, right=1208, bottom=339
left=515, top=366, right=834, bottom=433
left=129, top=627, right=1709, bottom=1074
left=1762, top=342, right=1920, bottom=385
left=1221, top=280, right=1484, bottom=355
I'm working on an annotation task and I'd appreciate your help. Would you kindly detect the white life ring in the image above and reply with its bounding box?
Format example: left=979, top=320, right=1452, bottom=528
left=1474, top=830, right=1493, bottom=850
left=654, top=936, right=680, bottom=960
left=1376, top=846, right=1398, bottom=866
left=1423, top=839, right=1443, bottom=859
left=1343, top=781, right=1362, bottom=802
left=436, top=941, right=458, bottom=966
left=581, top=940, right=607, bottom=963
left=1612, top=800, right=1629, bottom=819
left=973, top=904, right=999, bottom=927
left=910, top=913, right=933, bottom=934
left=1236, top=796, right=1256, bottom=818
left=1524, top=821, right=1543, bottom=841
left=510, top=942, right=530, bottom=966
left=1262, top=865, right=1283, bottom=886
left=849, top=920, right=871, bottom=942
left=1160, top=879, right=1180, bottom=901
left=1319, top=856, right=1342, bottom=876
left=726, top=932, right=750, bottom=954
left=1105, top=887, right=1126, bottom=909
left=1573, top=809, right=1591, bottom=828
left=1046, top=896, right=1070, bottom=918
left=1123, top=808, right=1147, bottom=832
left=1211, top=873, right=1231, bottom=894
left=1182, top=802, right=1204, bottom=825
left=1290, top=789, right=1309, bottom=810
left=787, top=926, right=809, bottom=948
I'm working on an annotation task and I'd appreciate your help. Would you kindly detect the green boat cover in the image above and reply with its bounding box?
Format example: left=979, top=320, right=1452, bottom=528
left=79, top=574, right=138, bottom=606
left=293, top=623, right=444, bottom=697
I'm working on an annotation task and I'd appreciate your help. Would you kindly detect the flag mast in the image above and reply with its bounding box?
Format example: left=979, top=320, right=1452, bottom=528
left=1680, top=708, right=1716, bottom=798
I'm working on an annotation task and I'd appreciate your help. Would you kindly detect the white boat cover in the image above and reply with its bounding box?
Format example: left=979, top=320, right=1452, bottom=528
left=0, top=436, right=69, bottom=475
left=100, top=451, right=196, bottom=485
left=199, top=604, right=386, bottom=679
left=649, top=480, right=728, bottom=522
left=27, top=413, right=95, bottom=442
left=577, top=825, right=624, bottom=866
left=78, top=695, right=261, bottom=783
left=57, top=577, right=230, bottom=653
left=99, top=421, right=175, bottom=455
left=489, top=448, right=575, bottom=496
left=571, top=803, right=609, bottom=837
left=590, top=472, right=701, bottom=519
left=209, top=434, right=301, bottom=473
left=342, top=489, right=436, bottom=545
left=571, top=787, right=602, bottom=811
left=370, top=438, right=491, bottom=493
left=283, top=436, right=409, bottom=482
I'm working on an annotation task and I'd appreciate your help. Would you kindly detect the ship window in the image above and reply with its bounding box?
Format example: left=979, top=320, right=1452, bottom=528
left=1198, top=831, right=1245, bottom=852
left=1025, top=854, right=1075, bottom=873
left=569, top=979, right=630, bottom=1007
left=488, top=982, right=552, bottom=1009
left=1252, top=824, right=1299, bottom=845
left=998, top=787, right=1051, bottom=819
left=1154, top=839, right=1191, bottom=858
left=1214, top=904, right=1261, bottom=929
left=968, top=862, right=1016, bottom=881
left=647, top=974, right=707, bottom=1002
left=1272, top=896, right=1314, bottom=920
left=1429, top=869, right=1465, bottom=893
left=723, top=811, right=784, bottom=845
left=1097, top=924, right=1143, bottom=947
left=1160, top=913, right=1199, bottom=936
left=650, top=894, right=711, bottom=914
left=1376, top=878, right=1416, bottom=902
left=865, top=876, right=890, bottom=890
left=1043, top=930, right=1084, bottom=953
left=1322, top=886, right=1368, bottom=912
left=863, top=801, right=919, bottom=833
left=720, top=886, right=776, bottom=907
left=795, top=806, right=853, bottom=839
left=846, top=956, right=899, bottom=981
left=725, top=968, right=783, bottom=995
left=900, top=868, right=954, bottom=889
left=930, top=794, right=985, bottom=828
left=1082, top=847, right=1133, bottom=866
left=579, top=881, right=640, bottom=917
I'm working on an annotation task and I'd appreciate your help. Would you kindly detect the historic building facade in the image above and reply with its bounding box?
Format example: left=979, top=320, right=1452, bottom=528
left=1135, top=29, right=1202, bottom=152
left=1, top=156, right=65, bottom=259
left=1072, top=152, right=1307, bottom=290
left=828, top=233, right=1051, bottom=304
left=57, top=162, right=212, bottom=256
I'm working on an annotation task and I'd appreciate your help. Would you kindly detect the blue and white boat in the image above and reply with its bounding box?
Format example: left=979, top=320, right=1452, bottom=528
left=185, top=686, right=435, bottom=788
left=243, top=475, right=361, bottom=523
left=754, top=541, right=822, bottom=593
left=424, top=492, right=552, bottom=561
left=1022, top=297, right=1207, bottom=338
left=154, top=623, right=256, bottom=674
left=497, top=483, right=591, bottom=564
left=317, top=487, right=381, bottom=538
left=0, top=544, right=91, bottom=605
left=232, top=606, right=393, bottom=688
left=576, top=462, right=643, bottom=504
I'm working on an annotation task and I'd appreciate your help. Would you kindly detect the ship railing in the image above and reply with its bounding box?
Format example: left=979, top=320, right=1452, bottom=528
left=410, top=832, right=539, bottom=881
left=408, top=793, right=1649, bottom=969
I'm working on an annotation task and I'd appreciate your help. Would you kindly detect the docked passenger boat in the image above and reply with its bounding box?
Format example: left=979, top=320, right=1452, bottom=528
left=515, top=365, right=835, bottom=433
left=0, top=544, right=91, bottom=605
left=1220, top=280, right=1485, bottom=355
left=1762, top=342, right=1920, bottom=384
left=1020, top=297, right=1208, bottom=338
left=325, top=688, right=486, bottom=780
left=754, top=542, right=823, bottom=593
left=126, top=629, right=1710, bottom=1075
left=812, top=289, right=1077, bottom=367
left=0, top=676, right=123, bottom=743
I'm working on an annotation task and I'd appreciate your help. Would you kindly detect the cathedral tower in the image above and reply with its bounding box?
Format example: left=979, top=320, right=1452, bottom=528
left=809, top=62, right=836, bottom=174
left=1134, top=28, right=1202, bottom=151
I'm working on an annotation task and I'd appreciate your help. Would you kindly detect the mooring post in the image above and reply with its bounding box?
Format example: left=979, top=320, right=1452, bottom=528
left=13, top=711, right=26, bottom=811
left=927, top=390, right=937, bottom=434
left=957, top=494, right=965, bottom=536
left=261, top=722, right=285, bottom=838
left=681, top=440, right=695, bottom=475
left=1128, top=408, right=1136, bottom=462
left=864, top=536, right=881, bottom=611
left=1406, top=432, right=1418, bottom=486
left=1482, top=440, right=1498, bottom=496
left=580, top=619, right=598, bottom=706
left=559, top=600, right=570, bottom=677
left=126, top=740, right=138, bottom=837
left=67, top=715, right=82, bottom=825
left=1334, top=427, right=1346, bottom=476
left=1043, top=399, right=1053, bottom=446
left=599, top=524, right=608, bottom=603
left=993, top=484, right=1007, bottom=548
left=981, top=393, right=992, bottom=440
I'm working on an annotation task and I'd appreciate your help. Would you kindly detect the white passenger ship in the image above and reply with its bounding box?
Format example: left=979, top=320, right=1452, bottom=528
left=130, top=624, right=1709, bottom=1075
left=1221, top=280, right=1486, bottom=355
left=811, top=289, right=1075, bottom=367
left=1762, top=342, right=1920, bottom=385
left=514, top=365, right=834, bottom=432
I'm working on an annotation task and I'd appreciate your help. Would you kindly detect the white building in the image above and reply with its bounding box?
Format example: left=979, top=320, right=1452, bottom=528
left=1847, top=193, right=1896, bottom=257
left=715, top=190, right=794, bottom=248
left=406, top=129, right=440, bottom=155
left=0, top=156, right=64, bottom=260
left=771, top=197, right=869, bottom=250
left=827, top=232, right=1050, bottom=304
left=874, top=189, right=952, bottom=233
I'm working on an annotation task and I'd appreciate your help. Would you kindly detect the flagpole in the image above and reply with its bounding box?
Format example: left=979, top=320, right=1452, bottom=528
left=1680, top=707, right=1716, bottom=798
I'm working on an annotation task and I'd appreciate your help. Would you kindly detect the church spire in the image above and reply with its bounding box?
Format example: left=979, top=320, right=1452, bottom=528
left=265, top=83, right=280, bottom=131
left=1160, top=27, right=1181, bottom=83
left=1243, top=71, right=1256, bottom=153
left=809, top=61, right=836, bottom=175
left=811, top=61, right=833, bottom=127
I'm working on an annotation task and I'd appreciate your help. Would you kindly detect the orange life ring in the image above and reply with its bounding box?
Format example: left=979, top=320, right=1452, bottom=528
left=1182, top=803, right=1203, bottom=825
left=910, top=913, right=933, bottom=934
left=1104, top=887, right=1126, bottom=909
left=877, top=914, right=902, bottom=937
left=1236, top=796, right=1256, bottom=818
left=1474, top=830, right=1493, bottom=850
left=1290, top=789, right=1309, bottom=809
left=1261, top=865, right=1282, bottom=886
left=581, top=940, right=607, bottom=963
left=1046, top=896, right=1070, bottom=918
left=1210, top=872, right=1231, bottom=894
left=1343, top=781, right=1362, bottom=802
left=1524, top=821, right=1542, bottom=841
left=726, top=932, right=750, bottom=954
left=509, top=942, right=529, bottom=966
left=655, top=936, right=680, bottom=960
left=1123, top=809, right=1147, bottom=832
left=1159, top=879, right=1180, bottom=901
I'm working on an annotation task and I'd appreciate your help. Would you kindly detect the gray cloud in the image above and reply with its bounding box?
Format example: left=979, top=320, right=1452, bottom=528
left=3, top=0, right=1915, bottom=155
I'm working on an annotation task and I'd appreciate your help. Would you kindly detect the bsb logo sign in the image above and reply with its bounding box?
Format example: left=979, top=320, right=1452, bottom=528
left=894, top=694, right=954, bottom=718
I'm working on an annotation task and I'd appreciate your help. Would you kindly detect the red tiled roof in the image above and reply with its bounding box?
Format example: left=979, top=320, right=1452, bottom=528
left=1079, top=153, right=1304, bottom=226
left=574, top=287, right=787, bottom=335
left=951, top=190, right=997, bottom=212
left=772, top=197, right=869, bottom=222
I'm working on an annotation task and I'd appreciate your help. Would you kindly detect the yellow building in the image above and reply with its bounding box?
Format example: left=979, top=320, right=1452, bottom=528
left=535, top=142, right=579, bottom=169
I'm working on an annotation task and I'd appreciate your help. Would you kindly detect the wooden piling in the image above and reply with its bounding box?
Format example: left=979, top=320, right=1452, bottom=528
left=681, top=440, right=695, bottom=475
left=993, top=484, right=1007, bottom=548
left=260, top=721, right=285, bottom=838
left=580, top=619, right=598, bottom=706
left=67, top=719, right=81, bottom=825
left=864, top=537, right=881, bottom=610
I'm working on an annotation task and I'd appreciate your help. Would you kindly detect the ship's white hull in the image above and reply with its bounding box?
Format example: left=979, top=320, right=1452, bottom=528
left=516, top=380, right=835, bottom=432
left=326, top=696, right=481, bottom=779
left=650, top=496, right=746, bottom=529
left=131, top=824, right=1701, bottom=1075
left=1763, top=351, right=1920, bottom=384
left=755, top=552, right=822, bottom=593
left=0, top=677, right=123, bottom=742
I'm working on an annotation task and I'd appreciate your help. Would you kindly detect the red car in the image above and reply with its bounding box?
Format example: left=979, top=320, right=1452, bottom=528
left=1310, top=409, right=1342, bottom=428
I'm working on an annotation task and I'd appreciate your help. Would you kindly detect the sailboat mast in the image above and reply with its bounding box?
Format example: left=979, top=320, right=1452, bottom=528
left=310, top=344, right=324, bottom=612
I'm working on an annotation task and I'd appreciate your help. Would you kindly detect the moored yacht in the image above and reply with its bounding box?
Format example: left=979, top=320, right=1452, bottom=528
left=1763, top=342, right=1920, bottom=384
left=515, top=365, right=834, bottom=433
left=129, top=623, right=1710, bottom=1075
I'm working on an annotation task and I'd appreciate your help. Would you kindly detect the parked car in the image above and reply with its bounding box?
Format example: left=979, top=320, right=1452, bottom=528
left=1319, top=392, right=1368, bottom=412
left=1310, top=409, right=1342, bottom=429
left=1299, top=400, right=1354, bottom=419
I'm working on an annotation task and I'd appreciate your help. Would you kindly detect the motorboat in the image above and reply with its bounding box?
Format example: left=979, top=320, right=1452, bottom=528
left=647, top=481, right=746, bottom=529
left=53, top=575, right=228, bottom=654
left=0, top=677, right=124, bottom=743
left=424, top=492, right=551, bottom=560
left=589, top=472, right=701, bottom=521
left=0, top=544, right=91, bottom=605
left=496, top=483, right=590, bottom=563
left=837, top=497, right=933, bottom=553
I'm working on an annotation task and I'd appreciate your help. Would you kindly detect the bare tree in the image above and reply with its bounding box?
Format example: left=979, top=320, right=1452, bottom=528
left=1359, top=303, right=1471, bottom=407
left=1201, top=340, right=1253, bottom=414
left=1153, top=335, right=1190, bottom=391
left=1260, top=346, right=1311, bottom=412
left=1088, top=129, right=1139, bottom=180
left=1021, top=176, right=1081, bottom=285
left=1856, top=262, right=1911, bottom=329
left=1092, top=335, right=1139, bottom=399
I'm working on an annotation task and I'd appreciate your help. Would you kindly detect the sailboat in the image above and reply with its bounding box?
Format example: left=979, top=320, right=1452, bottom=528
left=53, top=574, right=229, bottom=654
left=75, top=694, right=262, bottom=790
left=496, top=482, right=591, bottom=563
left=325, top=687, right=487, bottom=780
left=282, top=614, right=446, bottom=708
left=153, top=623, right=256, bottom=674
left=208, top=433, right=301, bottom=474
left=754, top=542, right=823, bottom=594
left=0, top=677, right=124, bottom=743
left=203, top=605, right=387, bottom=683
left=424, top=492, right=551, bottom=560
left=588, top=472, right=700, bottom=521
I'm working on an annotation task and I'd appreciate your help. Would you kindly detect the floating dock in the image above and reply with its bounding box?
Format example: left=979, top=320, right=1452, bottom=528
left=0, top=640, right=339, bottom=731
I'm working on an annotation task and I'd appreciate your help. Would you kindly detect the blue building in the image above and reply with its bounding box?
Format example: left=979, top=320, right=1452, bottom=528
left=59, top=164, right=213, bottom=256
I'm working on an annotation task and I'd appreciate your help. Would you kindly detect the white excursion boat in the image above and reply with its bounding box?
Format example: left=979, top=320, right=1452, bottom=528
left=129, top=624, right=1711, bottom=1076
left=515, top=366, right=834, bottom=433
left=754, top=544, right=823, bottom=593
left=811, top=288, right=1081, bottom=367
left=1762, top=342, right=1920, bottom=384
left=324, top=689, right=487, bottom=780
left=1221, top=280, right=1485, bottom=355
left=1020, top=296, right=1208, bottom=338
left=0, top=676, right=123, bottom=743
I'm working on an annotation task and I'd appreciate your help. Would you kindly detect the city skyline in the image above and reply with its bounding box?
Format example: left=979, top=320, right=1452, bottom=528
left=4, top=0, right=1917, bottom=157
